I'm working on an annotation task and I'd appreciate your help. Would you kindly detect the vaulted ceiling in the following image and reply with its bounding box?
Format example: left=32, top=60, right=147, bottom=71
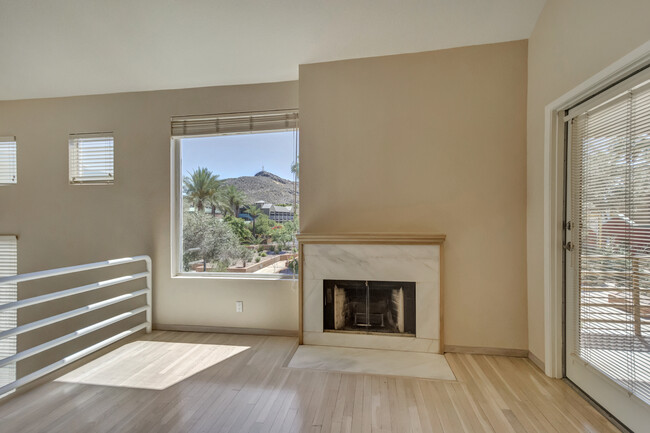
left=0, top=0, right=546, bottom=100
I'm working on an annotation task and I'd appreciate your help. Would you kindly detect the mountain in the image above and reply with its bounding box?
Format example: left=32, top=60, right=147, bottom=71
left=222, top=171, right=299, bottom=205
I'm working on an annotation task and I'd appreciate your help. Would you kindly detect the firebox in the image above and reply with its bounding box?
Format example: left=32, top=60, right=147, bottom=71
left=323, top=280, right=416, bottom=336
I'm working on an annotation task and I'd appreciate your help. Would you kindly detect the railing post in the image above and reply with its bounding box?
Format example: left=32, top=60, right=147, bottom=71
left=0, top=255, right=153, bottom=399
left=144, top=256, right=153, bottom=333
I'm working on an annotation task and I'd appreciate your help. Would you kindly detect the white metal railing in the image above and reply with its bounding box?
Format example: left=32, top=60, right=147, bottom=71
left=0, top=255, right=152, bottom=399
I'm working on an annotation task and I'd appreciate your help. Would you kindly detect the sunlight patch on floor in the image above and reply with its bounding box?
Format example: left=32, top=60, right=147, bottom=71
left=55, top=340, right=250, bottom=390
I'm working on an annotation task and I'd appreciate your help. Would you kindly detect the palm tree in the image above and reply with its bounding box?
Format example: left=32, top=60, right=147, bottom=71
left=207, top=189, right=229, bottom=217
left=222, top=185, right=246, bottom=217
left=246, top=205, right=263, bottom=237
left=183, top=167, right=220, bottom=212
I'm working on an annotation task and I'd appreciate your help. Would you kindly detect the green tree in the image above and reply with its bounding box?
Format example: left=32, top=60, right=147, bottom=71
left=253, top=214, right=273, bottom=241
left=237, top=246, right=254, bottom=268
left=183, top=212, right=240, bottom=271
left=224, top=215, right=253, bottom=243
left=207, top=189, right=229, bottom=216
left=183, top=167, right=220, bottom=212
left=287, top=256, right=299, bottom=274
left=271, top=221, right=297, bottom=251
left=246, top=205, right=263, bottom=237
left=286, top=219, right=298, bottom=234
left=221, top=185, right=246, bottom=217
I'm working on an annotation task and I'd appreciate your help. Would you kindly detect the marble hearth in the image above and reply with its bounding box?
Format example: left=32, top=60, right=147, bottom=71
left=299, top=235, right=444, bottom=353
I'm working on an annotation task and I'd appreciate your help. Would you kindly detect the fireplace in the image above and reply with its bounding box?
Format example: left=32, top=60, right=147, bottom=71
left=323, top=280, right=416, bottom=336
left=299, top=236, right=443, bottom=353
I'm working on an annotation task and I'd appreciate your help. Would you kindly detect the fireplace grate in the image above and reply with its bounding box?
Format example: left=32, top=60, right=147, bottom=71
left=354, top=312, right=384, bottom=327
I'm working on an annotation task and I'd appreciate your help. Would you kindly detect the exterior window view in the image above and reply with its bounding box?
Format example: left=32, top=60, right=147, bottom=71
left=180, top=130, right=299, bottom=276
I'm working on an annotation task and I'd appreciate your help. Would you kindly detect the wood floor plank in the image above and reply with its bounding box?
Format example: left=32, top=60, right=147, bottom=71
left=0, top=331, right=621, bottom=433
left=449, top=354, right=517, bottom=433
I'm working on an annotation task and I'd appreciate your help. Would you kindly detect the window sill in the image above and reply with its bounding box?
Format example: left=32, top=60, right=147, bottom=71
left=172, top=272, right=297, bottom=282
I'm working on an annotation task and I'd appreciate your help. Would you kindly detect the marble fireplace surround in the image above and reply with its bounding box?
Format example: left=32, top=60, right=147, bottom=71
left=297, top=233, right=445, bottom=353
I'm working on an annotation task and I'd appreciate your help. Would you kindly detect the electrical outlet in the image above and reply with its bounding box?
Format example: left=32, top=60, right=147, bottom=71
left=236, top=301, right=243, bottom=313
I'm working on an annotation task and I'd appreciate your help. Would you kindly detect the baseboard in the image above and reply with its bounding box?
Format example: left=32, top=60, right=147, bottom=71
left=444, top=345, right=528, bottom=358
left=527, top=350, right=545, bottom=372
left=154, top=323, right=299, bottom=337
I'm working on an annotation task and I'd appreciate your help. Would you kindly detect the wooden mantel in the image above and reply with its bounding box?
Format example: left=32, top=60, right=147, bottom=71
left=296, top=233, right=446, bottom=345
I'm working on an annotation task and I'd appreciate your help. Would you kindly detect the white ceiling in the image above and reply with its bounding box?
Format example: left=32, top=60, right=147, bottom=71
left=0, top=0, right=546, bottom=101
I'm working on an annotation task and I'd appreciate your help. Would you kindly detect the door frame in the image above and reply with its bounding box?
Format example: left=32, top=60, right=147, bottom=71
left=543, top=39, right=650, bottom=379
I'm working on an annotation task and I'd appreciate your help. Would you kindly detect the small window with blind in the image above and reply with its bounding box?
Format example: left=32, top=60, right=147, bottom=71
left=171, top=110, right=299, bottom=278
left=69, top=133, right=114, bottom=184
left=0, top=235, right=17, bottom=392
left=0, top=137, right=17, bottom=185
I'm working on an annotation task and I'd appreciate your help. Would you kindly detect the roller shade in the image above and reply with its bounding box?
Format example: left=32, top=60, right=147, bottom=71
left=171, top=110, right=298, bottom=138
left=570, top=78, right=650, bottom=404
left=0, top=236, right=17, bottom=388
left=0, top=137, right=17, bottom=185
left=69, top=133, right=114, bottom=184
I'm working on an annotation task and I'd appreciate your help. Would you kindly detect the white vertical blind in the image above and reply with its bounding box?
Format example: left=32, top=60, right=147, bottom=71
left=571, top=79, right=650, bottom=404
left=0, top=137, right=17, bottom=185
left=0, top=236, right=17, bottom=389
left=69, top=133, right=114, bottom=184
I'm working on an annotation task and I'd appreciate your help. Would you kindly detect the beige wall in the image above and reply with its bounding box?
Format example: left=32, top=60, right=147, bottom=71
left=6, top=24, right=603, bottom=371
left=527, top=0, right=650, bottom=361
left=0, top=82, right=299, bottom=375
left=299, top=40, right=529, bottom=350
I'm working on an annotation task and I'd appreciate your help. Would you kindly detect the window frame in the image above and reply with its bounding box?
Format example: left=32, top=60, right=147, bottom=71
left=0, top=136, right=17, bottom=185
left=170, top=111, right=299, bottom=280
left=0, top=235, right=17, bottom=391
left=540, top=41, right=650, bottom=433
left=68, top=132, right=115, bottom=185
left=562, top=67, right=650, bottom=430
left=544, top=41, right=650, bottom=380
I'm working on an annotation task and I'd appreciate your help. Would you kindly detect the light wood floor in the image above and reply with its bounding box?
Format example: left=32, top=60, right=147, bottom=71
left=0, top=331, right=619, bottom=433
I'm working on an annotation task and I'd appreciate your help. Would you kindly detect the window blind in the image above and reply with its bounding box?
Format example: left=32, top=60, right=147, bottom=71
left=0, top=137, right=17, bottom=185
left=571, top=78, right=650, bottom=404
left=0, top=236, right=17, bottom=389
left=171, top=110, right=298, bottom=138
left=69, top=133, right=114, bottom=184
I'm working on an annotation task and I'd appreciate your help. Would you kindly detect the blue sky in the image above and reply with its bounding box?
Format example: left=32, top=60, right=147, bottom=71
left=181, top=131, right=297, bottom=180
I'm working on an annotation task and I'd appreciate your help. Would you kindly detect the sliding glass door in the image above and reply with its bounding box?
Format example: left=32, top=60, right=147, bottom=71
left=565, top=70, right=650, bottom=431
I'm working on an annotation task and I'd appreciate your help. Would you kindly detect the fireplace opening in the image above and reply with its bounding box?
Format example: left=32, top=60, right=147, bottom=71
left=323, top=280, right=416, bottom=335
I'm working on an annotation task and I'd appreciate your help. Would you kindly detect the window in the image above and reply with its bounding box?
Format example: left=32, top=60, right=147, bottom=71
left=567, top=73, right=650, bottom=406
left=0, top=236, right=17, bottom=391
left=0, top=137, right=17, bottom=185
left=172, top=110, right=299, bottom=278
left=69, top=133, right=114, bottom=184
